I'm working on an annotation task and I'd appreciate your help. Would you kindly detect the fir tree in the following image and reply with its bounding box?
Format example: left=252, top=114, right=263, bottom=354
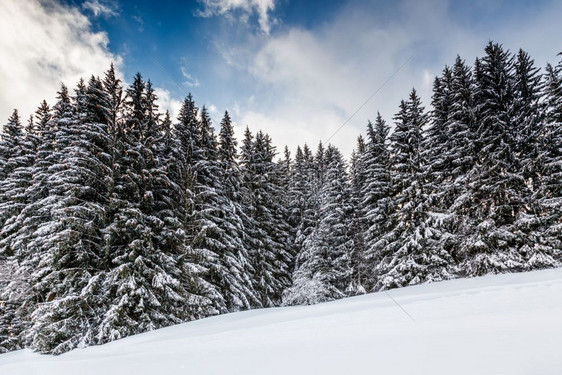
left=348, top=135, right=367, bottom=294
left=99, top=74, right=200, bottom=344
left=375, top=90, right=453, bottom=290
left=241, top=130, right=292, bottom=306
left=460, top=43, right=526, bottom=276
left=26, top=78, right=112, bottom=354
left=361, top=114, right=393, bottom=291
left=535, top=54, right=562, bottom=263
left=283, top=145, right=353, bottom=305
left=191, top=107, right=258, bottom=312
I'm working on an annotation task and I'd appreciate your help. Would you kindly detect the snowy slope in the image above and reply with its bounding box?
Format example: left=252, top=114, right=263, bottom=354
left=2, top=268, right=562, bottom=375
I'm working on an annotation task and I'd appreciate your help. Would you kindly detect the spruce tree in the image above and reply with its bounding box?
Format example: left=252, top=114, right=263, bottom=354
left=191, top=107, right=258, bottom=312
left=511, top=50, right=558, bottom=269
left=99, top=75, right=201, bottom=343
left=283, top=145, right=353, bottom=305
left=241, top=130, right=292, bottom=306
left=26, top=78, right=113, bottom=354
left=361, top=114, right=393, bottom=291
left=375, top=90, right=453, bottom=290
left=348, top=135, right=367, bottom=294
left=460, top=43, right=526, bottom=276
left=536, top=54, right=562, bottom=263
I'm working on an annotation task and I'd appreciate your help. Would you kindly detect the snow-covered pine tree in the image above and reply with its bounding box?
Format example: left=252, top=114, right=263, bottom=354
left=241, top=130, right=292, bottom=306
left=0, top=110, right=24, bottom=181
left=0, top=110, right=29, bottom=353
left=169, top=96, right=222, bottom=319
left=361, top=114, right=394, bottom=291
left=375, top=90, right=453, bottom=290
left=445, top=56, right=479, bottom=264
left=536, top=54, right=562, bottom=263
left=99, top=74, right=196, bottom=343
left=1, top=86, right=75, bottom=352
left=25, top=77, right=113, bottom=354
left=217, top=111, right=260, bottom=310
left=190, top=107, right=258, bottom=312
left=283, top=145, right=353, bottom=305
left=422, top=67, right=454, bottom=210
left=277, top=146, right=297, bottom=265
left=511, top=50, right=559, bottom=269
left=0, top=103, right=50, bottom=351
left=348, top=135, right=367, bottom=294
left=459, top=43, right=527, bottom=276
left=287, top=145, right=304, bottom=229
left=290, top=144, right=318, bottom=272
left=0, top=110, right=26, bottom=251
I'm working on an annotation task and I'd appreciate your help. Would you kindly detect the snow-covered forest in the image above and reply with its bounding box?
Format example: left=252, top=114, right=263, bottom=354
left=0, top=42, right=560, bottom=355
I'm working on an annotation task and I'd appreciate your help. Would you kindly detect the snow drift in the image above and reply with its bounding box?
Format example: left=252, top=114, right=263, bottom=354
left=1, top=268, right=561, bottom=375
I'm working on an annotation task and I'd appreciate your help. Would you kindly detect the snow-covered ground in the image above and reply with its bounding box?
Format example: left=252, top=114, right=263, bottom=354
left=2, top=268, right=562, bottom=375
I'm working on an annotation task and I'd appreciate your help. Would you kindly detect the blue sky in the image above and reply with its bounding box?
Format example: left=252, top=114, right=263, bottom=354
left=1, top=0, right=561, bottom=156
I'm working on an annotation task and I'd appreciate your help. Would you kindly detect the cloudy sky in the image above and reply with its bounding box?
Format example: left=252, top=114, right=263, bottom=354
left=1, top=0, right=560, bottom=157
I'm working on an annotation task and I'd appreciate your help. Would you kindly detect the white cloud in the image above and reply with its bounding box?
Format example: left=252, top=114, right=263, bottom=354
left=221, top=0, right=562, bottom=158
left=0, top=0, right=122, bottom=126
left=180, top=66, right=200, bottom=88
left=154, top=87, right=183, bottom=121
left=82, top=0, right=119, bottom=18
left=197, top=0, right=276, bottom=34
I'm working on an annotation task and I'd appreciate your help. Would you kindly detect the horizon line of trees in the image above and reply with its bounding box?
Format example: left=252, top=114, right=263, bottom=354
left=0, top=41, right=560, bottom=355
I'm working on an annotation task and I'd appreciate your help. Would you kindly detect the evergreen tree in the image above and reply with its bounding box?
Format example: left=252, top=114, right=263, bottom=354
left=535, top=54, right=562, bottom=263
left=348, top=135, right=367, bottom=294
left=99, top=75, right=202, bottom=344
left=361, top=114, right=394, bottom=291
left=283, top=145, right=353, bottom=305
left=375, top=90, right=453, bottom=290
left=191, top=107, right=258, bottom=312
left=241, top=130, right=292, bottom=306
left=460, top=43, right=526, bottom=275
left=217, top=111, right=260, bottom=310
left=511, top=49, right=558, bottom=269
left=423, top=67, right=454, bottom=209
left=290, top=144, right=318, bottom=270
left=26, top=78, right=113, bottom=354
left=0, top=110, right=29, bottom=352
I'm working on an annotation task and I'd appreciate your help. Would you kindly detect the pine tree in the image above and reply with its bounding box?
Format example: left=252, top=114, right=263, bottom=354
left=283, top=145, right=353, bottom=305
left=99, top=75, right=201, bottom=344
left=511, top=49, right=558, bottom=269
left=423, top=67, right=454, bottom=209
left=25, top=78, right=113, bottom=354
left=217, top=111, right=260, bottom=309
left=191, top=107, right=258, bottom=312
left=0, top=110, right=26, bottom=250
left=446, top=56, right=479, bottom=265
left=290, top=144, right=318, bottom=271
left=348, top=135, right=367, bottom=294
left=170, top=96, right=222, bottom=319
left=375, top=90, right=453, bottom=290
left=535, top=54, right=562, bottom=263
left=0, top=110, right=29, bottom=353
left=460, top=43, right=526, bottom=276
left=241, top=130, right=292, bottom=306
left=0, top=110, right=24, bottom=180
left=361, top=114, right=393, bottom=291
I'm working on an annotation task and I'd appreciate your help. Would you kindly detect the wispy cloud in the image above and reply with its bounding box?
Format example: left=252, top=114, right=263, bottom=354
left=217, top=0, right=562, bottom=157
left=197, top=0, right=276, bottom=34
left=82, top=0, right=119, bottom=18
left=180, top=65, right=200, bottom=87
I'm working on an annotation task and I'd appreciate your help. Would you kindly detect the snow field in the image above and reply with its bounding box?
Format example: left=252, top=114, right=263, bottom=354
left=1, top=268, right=561, bottom=375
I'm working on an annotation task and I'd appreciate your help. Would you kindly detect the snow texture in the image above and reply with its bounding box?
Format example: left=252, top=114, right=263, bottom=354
left=1, top=268, right=561, bottom=375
